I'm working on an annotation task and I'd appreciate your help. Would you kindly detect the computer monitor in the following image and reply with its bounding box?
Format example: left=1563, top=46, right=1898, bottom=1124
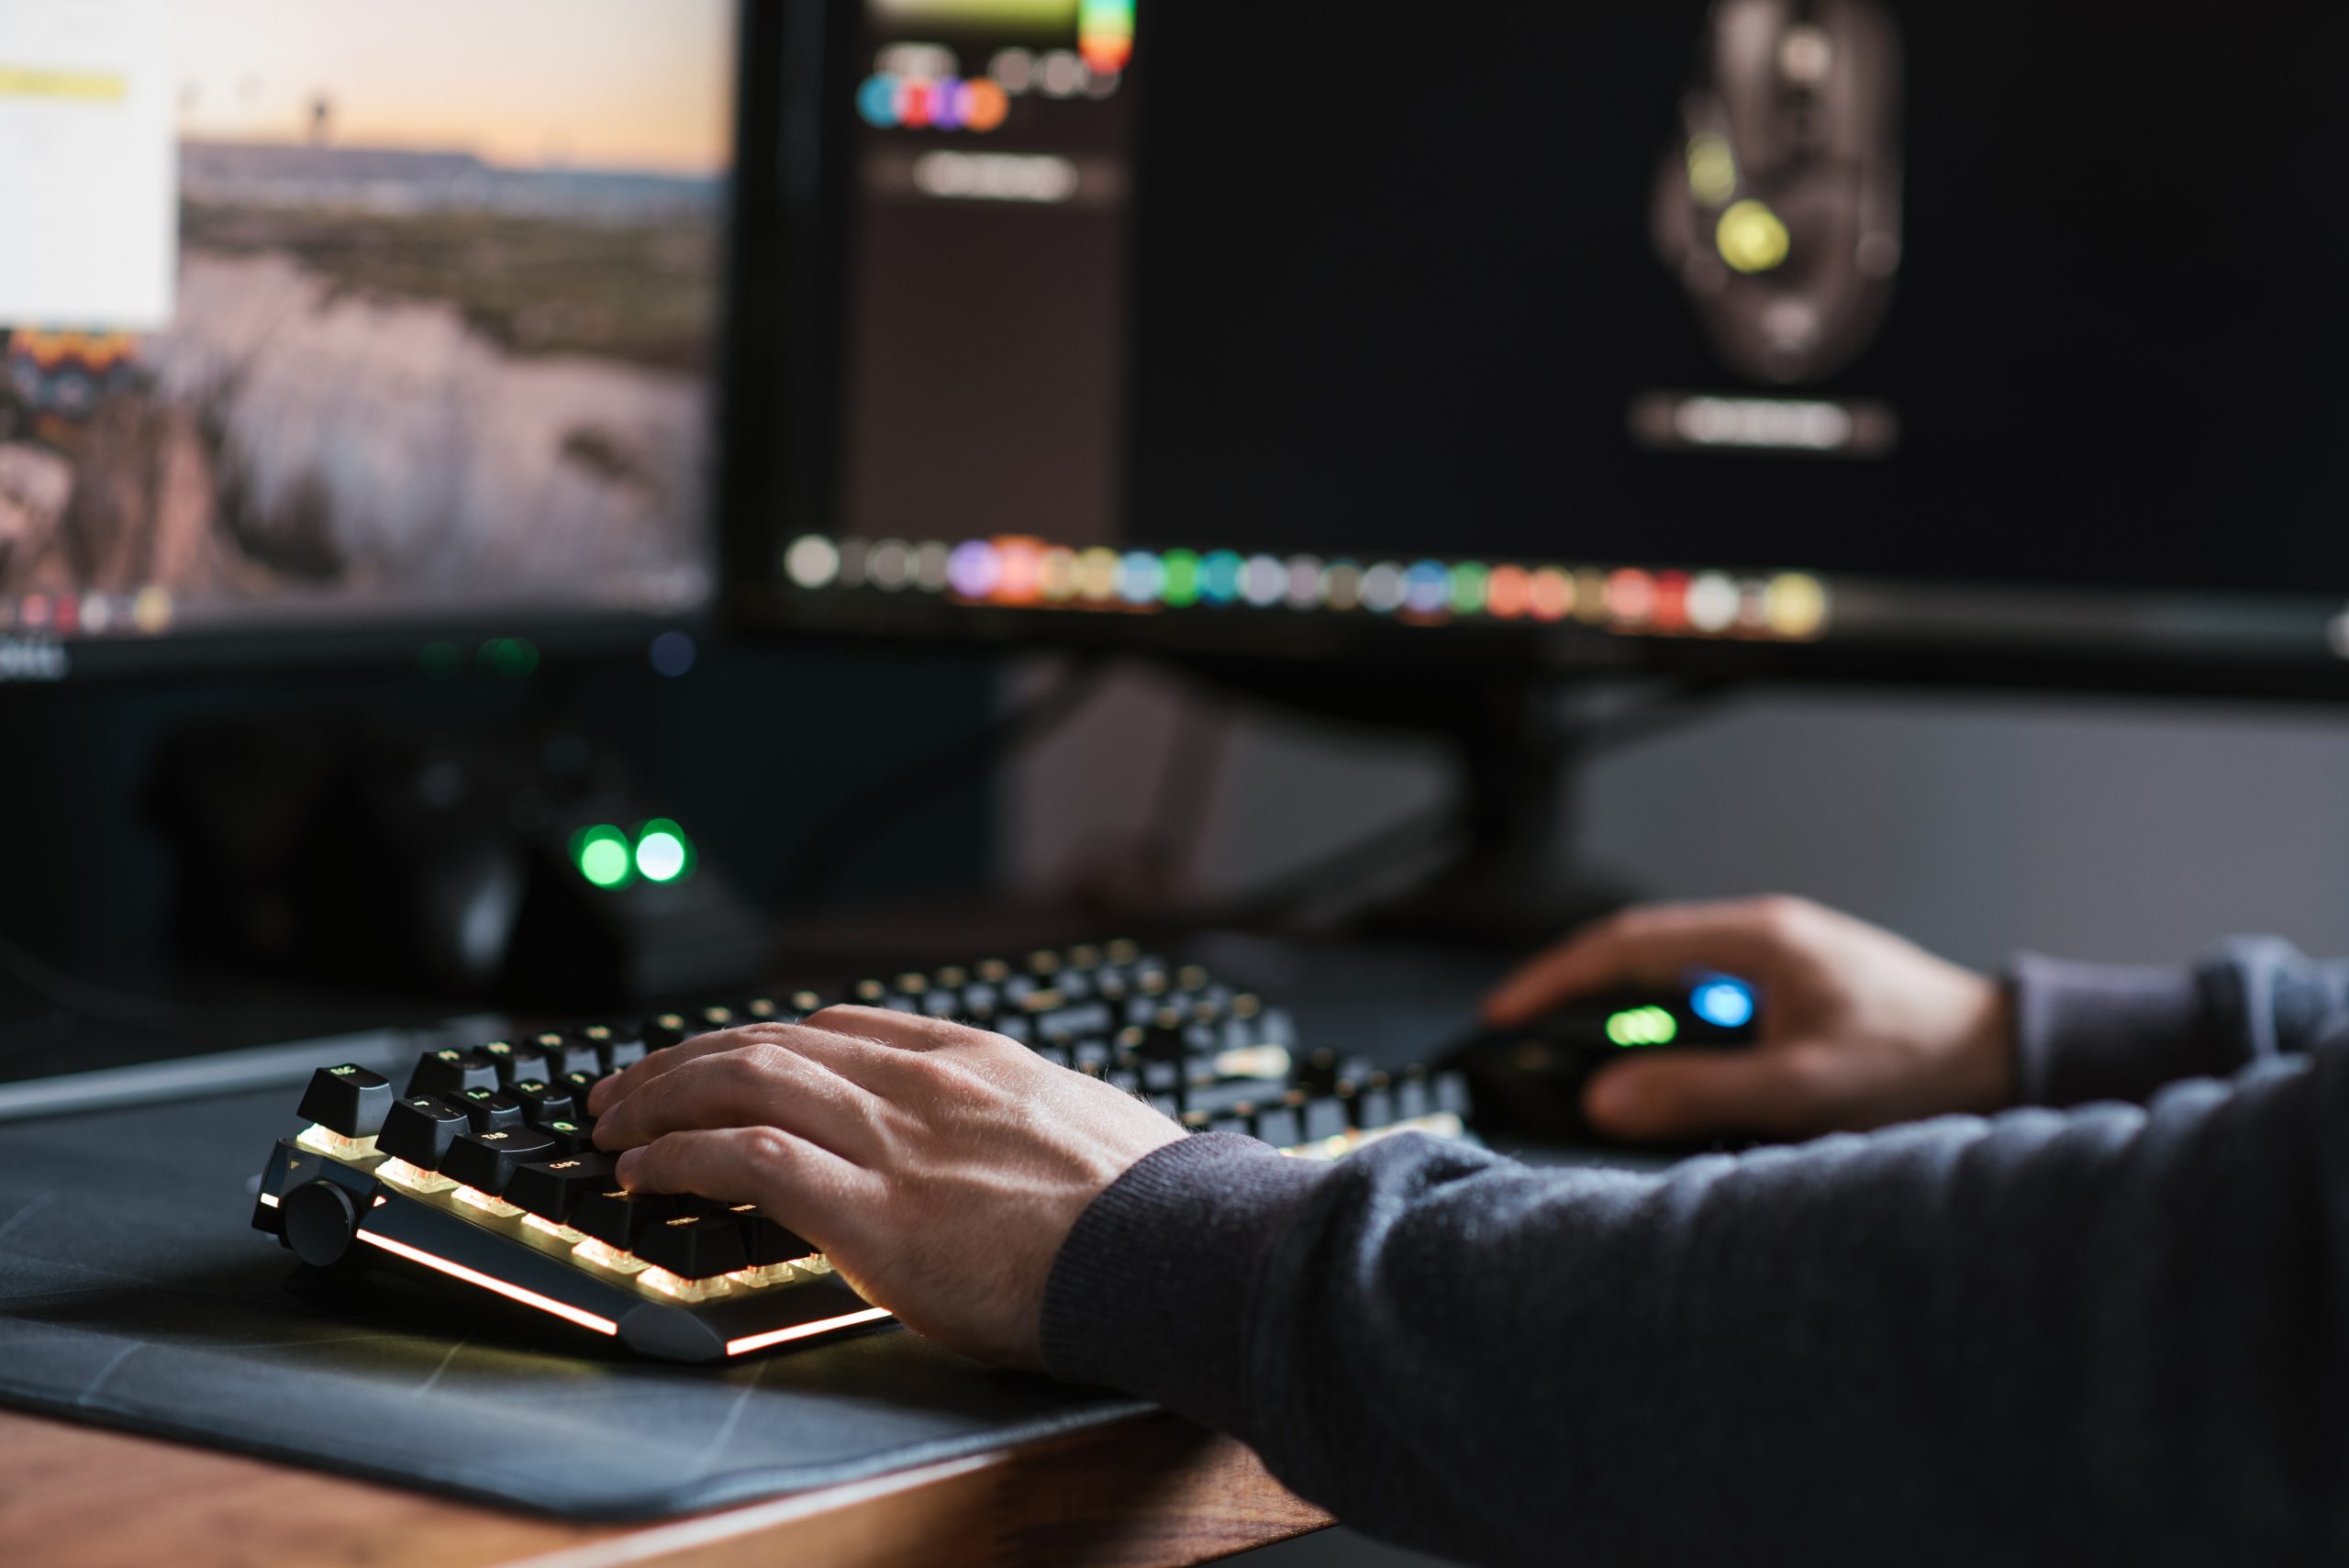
left=742, top=0, right=2349, bottom=700
left=0, top=0, right=740, bottom=683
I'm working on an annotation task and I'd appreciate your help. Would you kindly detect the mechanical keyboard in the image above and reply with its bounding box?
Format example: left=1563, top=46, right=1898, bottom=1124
left=250, top=940, right=1476, bottom=1362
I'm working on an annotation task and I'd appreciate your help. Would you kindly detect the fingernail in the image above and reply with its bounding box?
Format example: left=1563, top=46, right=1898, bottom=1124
left=616, top=1148, right=642, bottom=1188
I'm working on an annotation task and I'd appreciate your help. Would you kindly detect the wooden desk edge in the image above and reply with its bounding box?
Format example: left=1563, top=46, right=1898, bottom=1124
left=1, top=1404, right=1333, bottom=1568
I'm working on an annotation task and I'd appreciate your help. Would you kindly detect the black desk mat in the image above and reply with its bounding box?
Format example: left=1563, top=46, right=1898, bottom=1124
left=0, top=1088, right=1149, bottom=1520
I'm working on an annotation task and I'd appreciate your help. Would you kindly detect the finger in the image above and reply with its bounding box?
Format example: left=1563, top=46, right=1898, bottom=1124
left=804, top=1005, right=994, bottom=1051
left=1581, top=1046, right=1840, bottom=1143
left=1483, top=899, right=1808, bottom=1025
left=618, top=1126, right=875, bottom=1257
left=593, top=1043, right=884, bottom=1163
left=589, top=1018, right=903, bottom=1117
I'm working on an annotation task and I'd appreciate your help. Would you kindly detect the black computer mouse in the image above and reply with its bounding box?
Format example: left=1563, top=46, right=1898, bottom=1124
left=1442, top=973, right=1761, bottom=1145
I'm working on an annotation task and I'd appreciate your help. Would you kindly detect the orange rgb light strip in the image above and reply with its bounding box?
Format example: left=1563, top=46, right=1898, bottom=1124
left=358, top=1230, right=619, bottom=1337
left=726, top=1307, right=896, bottom=1357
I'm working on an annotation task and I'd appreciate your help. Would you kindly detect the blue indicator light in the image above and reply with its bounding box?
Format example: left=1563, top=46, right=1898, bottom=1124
left=1690, top=979, right=1755, bottom=1030
left=858, top=74, right=902, bottom=128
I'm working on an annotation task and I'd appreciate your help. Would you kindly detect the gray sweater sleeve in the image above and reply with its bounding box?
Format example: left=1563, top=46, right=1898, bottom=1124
left=2013, top=938, right=2349, bottom=1106
left=1042, top=947, right=2349, bottom=1567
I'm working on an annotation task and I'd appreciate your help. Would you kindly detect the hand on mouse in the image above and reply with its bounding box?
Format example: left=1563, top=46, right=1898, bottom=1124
left=587, top=1006, right=1185, bottom=1368
left=1484, top=897, right=2014, bottom=1142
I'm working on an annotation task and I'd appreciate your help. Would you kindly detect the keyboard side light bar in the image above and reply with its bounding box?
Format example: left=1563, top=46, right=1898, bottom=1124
left=358, top=1229, right=620, bottom=1337
left=725, top=1307, right=895, bottom=1357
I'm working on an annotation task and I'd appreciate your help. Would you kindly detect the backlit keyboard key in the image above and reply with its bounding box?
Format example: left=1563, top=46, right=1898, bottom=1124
left=510, top=1080, right=576, bottom=1128
left=637, top=1213, right=750, bottom=1280
left=457, top=1087, right=526, bottom=1133
left=506, top=1154, right=619, bottom=1224
left=378, top=1095, right=471, bottom=1170
left=573, top=1189, right=682, bottom=1251
left=442, top=1127, right=558, bottom=1195
left=295, top=1064, right=393, bottom=1139
left=483, top=1039, right=551, bottom=1085
left=406, top=1048, right=501, bottom=1099
left=542, top=1118, right=597, bottom=1154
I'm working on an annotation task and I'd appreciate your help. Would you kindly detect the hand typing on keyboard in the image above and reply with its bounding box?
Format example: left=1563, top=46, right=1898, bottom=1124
left=588, top=1006, right=1186, bottom=1368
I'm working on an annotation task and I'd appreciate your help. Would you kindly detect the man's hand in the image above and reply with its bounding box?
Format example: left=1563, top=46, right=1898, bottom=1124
left=1485, top=896, right=2016, bottom=1142
left=585, top=1007, right=1185, bottom=1368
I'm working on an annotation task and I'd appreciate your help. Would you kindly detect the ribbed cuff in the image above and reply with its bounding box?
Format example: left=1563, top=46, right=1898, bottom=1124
left=2009, top=954, right=2215, bottom=1107
left=1041, top=1134, right=1326, bottom=1435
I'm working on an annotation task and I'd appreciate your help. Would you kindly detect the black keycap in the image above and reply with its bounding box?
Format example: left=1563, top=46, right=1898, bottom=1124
left=730, top=1204, right=817, bottom=1267
left=541, top=1118, right=597, bottom=1155
left=635, top=1213, right=749, bottom=1280
left=597, top=1033, right=648, bottom=1075
left=1434, top=1071, right=1473, bottom=1119
left=505, top=1153, right=618, bottom=1223
left=456, top=1087, right=526, bottom=1133
left=573, top=1188, right=683, bottom=1251
left=1208, top=1115, right=1251, bottom=1137
left=482, top=1039, right=551, bottom=1085
left=406, top=1048, right=500, bottom=1099
left=1397, top=1074, right=1432, bottom=1122
left=295, top=1064, right=393, bottom=1138
left=562, top=1069, right=603, bottom=1105
left=1254, top=1106, right=1303, bottom=1150
left=1355, top=1082, right=1397, bottom=1132
left=644, top=1012, right=693, bottom=1051
left=1035, top=1001, right=1115, bottom=1046
left=1301, top=1097, right=1351, bottom=1143
left=441, top=1127, right=557, bottom=1195
left=378, top=1095, right=470, bottom=1170
left=537, top=1034, right=600, bottom=1079
left=510, top=1080, right=576, bottom=1128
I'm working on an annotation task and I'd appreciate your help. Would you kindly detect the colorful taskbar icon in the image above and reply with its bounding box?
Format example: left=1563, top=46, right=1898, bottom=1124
left=781, top=535, right=1832, bottom=641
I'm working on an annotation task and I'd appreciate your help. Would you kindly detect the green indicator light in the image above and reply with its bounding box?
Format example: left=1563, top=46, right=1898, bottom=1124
left=1199, top=550, right=1244, bottom=605
left=634, top=819, right=695, bottom=884
left=485, top=639, right=540, bottom=678
left=1451, top=562, right=1491, bottom=616
left=573, top=826, right=633, bottom=890
left=1605, top=1006, right=1679, bottom=1049
left=1161, top=550, right=1202, bottom=608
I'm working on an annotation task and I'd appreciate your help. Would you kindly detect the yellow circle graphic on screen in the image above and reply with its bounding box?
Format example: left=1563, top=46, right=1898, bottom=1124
left=1717, top=200, right=1791, bottom=274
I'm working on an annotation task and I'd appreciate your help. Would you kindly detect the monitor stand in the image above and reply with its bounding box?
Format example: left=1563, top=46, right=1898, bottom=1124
left=1187, top=659, right=1722, bottom=952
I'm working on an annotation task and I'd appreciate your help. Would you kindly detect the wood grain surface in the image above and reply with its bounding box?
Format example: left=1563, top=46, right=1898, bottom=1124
left=0, top=1406, right=1331, bottom=1568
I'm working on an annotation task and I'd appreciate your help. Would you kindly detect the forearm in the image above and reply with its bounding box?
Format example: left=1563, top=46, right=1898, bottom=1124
left=2012, top=937, right=2349, bottom=1106
left=1046, top=1052, right=2349, bottom=1566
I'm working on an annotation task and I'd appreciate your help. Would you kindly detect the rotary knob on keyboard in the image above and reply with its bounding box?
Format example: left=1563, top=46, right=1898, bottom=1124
left=295, top=1064, right=393, bottom=1138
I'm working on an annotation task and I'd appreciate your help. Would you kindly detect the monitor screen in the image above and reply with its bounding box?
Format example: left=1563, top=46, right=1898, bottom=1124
left=0, top=0, right=736, bottom=671
left=759, top=0, right=2349, bottom=685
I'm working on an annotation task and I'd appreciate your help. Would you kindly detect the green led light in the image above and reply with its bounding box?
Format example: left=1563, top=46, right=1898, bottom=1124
left=1161, top=550, right=1201, bottom=608
left=1605, top=1006, right=1679, bottom=1049
left=634, top=819, right=695, bottom=884
left=480, top=638, right=540, bottom=679
left=1451, top=562, right=1490, bottom=616
left=573, top=826, right=633, bottom=890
